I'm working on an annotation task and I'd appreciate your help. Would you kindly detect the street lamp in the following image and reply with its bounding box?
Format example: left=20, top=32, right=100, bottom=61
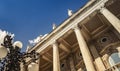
left=28, top=62, right=39, bottom=71
left=0, top=35, right=39, bottom=71
left=0, top=46, right=8, bottom=59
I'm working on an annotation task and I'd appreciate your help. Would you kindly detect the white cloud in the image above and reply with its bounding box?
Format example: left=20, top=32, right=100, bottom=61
left=28, top=34, right=48, bottom=45
left=28, top=35, right=41, bottom=44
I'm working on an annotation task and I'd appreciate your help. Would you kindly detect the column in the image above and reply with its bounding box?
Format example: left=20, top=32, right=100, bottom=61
left=73, top=26, right=96, bottom=71
left=69, top=54, right=76, bottom=71
left=89, top=44, right=106, bottom=71
left=53, top=41, right=60, bottom=71
left=100, top=7, right=120, bottom=33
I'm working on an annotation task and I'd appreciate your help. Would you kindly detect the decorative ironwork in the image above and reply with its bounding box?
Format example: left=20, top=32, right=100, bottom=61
left=0, top=35, right=39, bottom=71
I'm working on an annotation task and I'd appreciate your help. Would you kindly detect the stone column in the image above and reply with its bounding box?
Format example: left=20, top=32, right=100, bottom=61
left=100, top=7, right=120, bottom=33
left=53, top=41, right=60, bottom=71
left=69, top=54, right=76, bottom=71
left=73, top=26, right=96, bottom=71
left=89, top=44, right=106, bottom=71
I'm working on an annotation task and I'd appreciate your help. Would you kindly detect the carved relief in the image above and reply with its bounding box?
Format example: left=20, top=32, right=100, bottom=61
left=94, top=30, right=120, bottom=55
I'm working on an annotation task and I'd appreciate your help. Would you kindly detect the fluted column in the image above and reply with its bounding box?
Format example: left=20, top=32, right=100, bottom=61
left=53, top=41, right=60, bottom=71
left=73, top=26, right=96, bottom=71
left=100, top=7, right=120, bottom=33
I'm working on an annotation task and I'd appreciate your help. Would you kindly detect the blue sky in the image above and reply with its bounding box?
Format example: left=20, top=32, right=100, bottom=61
left=0, top=0, right=88, bottom=52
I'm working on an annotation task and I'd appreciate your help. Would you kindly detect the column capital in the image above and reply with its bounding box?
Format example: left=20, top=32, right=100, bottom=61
left=52, top=40, right=57, bottom=44
left=100, top=7, right=107, bottom=14
left=52, top=40, right=58, bottom=47
left=72, top=24, right=81, bottom=31
left=96, top=0, right=108, bottom=11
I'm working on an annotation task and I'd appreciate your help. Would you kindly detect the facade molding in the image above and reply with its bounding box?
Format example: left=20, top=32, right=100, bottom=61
left=33, top=0, right=109, bottom=53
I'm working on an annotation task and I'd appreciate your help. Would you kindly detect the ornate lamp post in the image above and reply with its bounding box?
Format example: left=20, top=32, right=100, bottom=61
left=0, top=35, right=39, bottom=71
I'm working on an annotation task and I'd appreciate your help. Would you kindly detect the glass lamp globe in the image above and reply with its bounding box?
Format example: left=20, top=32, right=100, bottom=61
left=28, top=64, right=32, bottom=68
left=28, top=64, right=33, bottom=71
left=31, top=62, right=36, bottom=65
left=13, top=41, right=23, bottom=49
left=28, top=62, right=38, bottom=71
left=0, top=45, right=8, bottom=58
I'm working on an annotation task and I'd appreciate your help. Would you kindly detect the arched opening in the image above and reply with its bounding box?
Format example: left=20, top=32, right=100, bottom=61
left=108, top=52, right=120, bottom=71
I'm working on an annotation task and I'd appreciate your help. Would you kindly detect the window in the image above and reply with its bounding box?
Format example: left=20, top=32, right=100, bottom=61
left=109, top=52, right=120, bottom=71
left=100, top=37, right=108, bottom=43
left=61, top=63, right=66, bottom=71
left=61, top=63, right=65, bottom=68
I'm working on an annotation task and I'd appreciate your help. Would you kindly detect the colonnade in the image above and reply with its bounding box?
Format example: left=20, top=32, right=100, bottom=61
left=26, top=6, right=120, bottom=71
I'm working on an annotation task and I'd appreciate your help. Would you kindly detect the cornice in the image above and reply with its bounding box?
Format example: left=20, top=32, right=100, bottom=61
left=29, top=0, right=108, bottom=53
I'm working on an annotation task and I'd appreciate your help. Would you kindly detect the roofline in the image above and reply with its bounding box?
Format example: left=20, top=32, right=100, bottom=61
left=28, top=0, right=96, bottom=52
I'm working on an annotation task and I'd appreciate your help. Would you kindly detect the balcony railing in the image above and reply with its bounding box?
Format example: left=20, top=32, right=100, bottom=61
left=105, top=63, right=120, bottom=71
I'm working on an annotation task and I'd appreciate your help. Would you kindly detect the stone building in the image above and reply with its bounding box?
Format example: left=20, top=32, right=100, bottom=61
left=23, top=0, right=120, bottom=71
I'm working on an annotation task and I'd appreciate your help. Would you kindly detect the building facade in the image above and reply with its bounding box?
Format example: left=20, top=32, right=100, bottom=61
left=23, top=0, right=120, bottom=71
